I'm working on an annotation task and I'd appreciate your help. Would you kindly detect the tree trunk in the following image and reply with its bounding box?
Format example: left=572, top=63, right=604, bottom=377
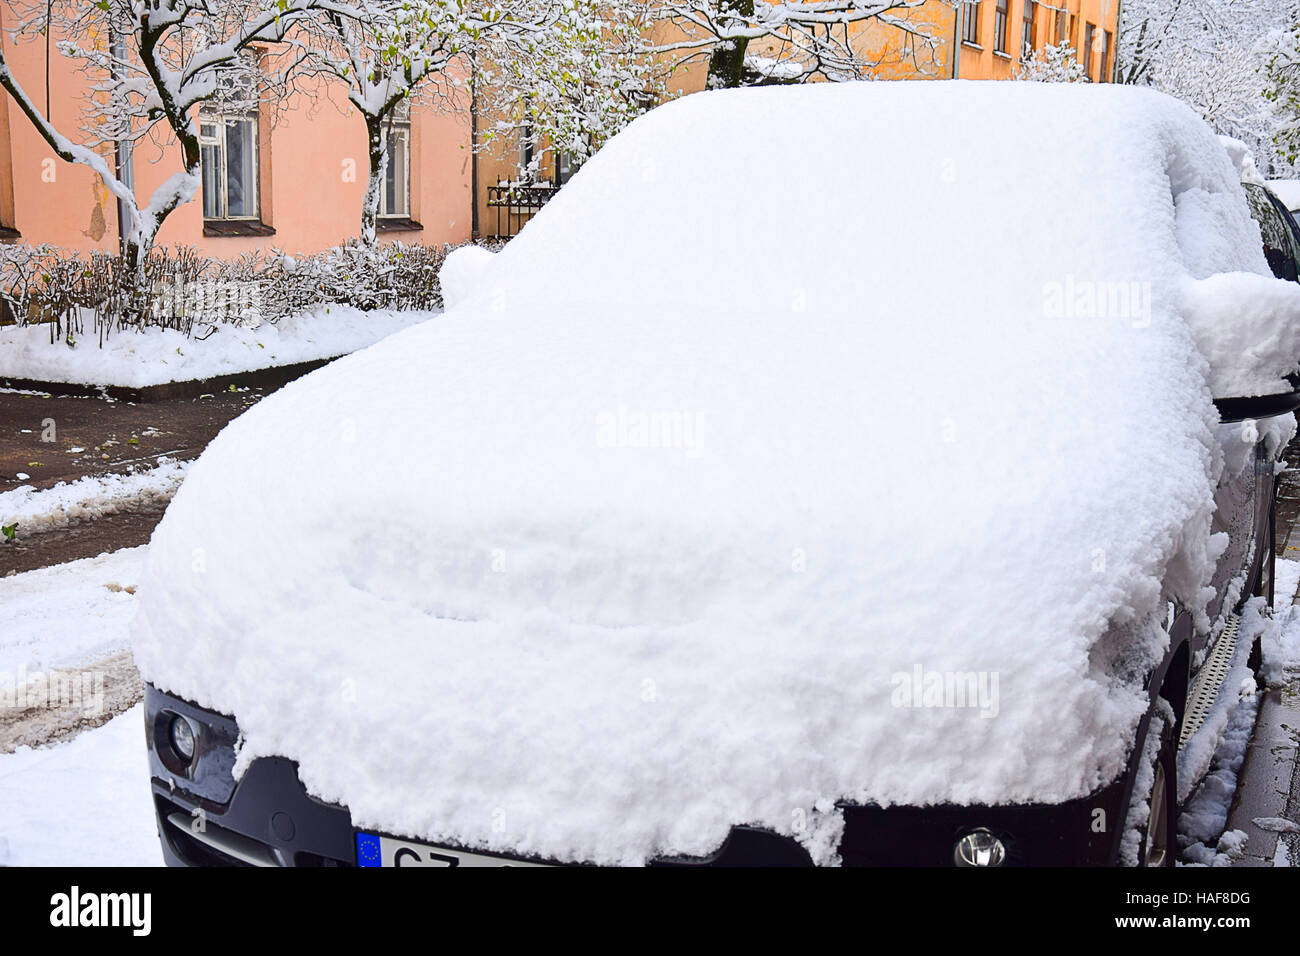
left=118, top=141, right=201, bottom=325
left=706, top=0, right=755, bottom=89
left=120, top=224, right=156, bottom=327
left=362, top=113, right=388, bottom=250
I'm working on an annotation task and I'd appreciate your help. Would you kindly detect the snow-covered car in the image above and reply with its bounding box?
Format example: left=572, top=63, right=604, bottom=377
left=133, top=82, right=1300, bottom=867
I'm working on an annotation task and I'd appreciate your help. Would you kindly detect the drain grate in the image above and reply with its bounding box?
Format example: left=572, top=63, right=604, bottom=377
left=1179, top=615, right=1242, bottom=751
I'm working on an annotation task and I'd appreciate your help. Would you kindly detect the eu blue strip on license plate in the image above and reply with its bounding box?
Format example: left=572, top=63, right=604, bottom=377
left=355, top=832, right=383, bottom=867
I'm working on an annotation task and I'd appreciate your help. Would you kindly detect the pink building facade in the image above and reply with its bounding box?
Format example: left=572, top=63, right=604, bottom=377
left=0, top=17, right=475, bottom=257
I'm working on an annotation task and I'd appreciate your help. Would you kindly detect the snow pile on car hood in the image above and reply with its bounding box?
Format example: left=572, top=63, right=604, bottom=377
left=135, top=82, right=1288, bottom=865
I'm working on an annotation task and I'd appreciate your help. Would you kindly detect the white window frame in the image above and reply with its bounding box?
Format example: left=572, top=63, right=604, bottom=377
left=380, top=102, right=412, bottom=219
left=962, top=0, right=981, bottom=45
left=200, top=111, right=260, bottom=221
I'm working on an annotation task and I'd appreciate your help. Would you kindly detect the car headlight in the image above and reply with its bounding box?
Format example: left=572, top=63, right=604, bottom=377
left=169, top=715, right=196, bottom=763
left=953, top=828, right=1006, bottom=867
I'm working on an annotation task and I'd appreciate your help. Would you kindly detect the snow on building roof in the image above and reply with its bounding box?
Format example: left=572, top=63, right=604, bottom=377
left=134, top=81, right=1300, bottom=865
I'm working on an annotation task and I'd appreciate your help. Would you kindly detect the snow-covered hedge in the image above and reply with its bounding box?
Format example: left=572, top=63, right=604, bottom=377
left=0, top=240, right=490, bottom=344
left=262, top=241, right=448, bottom=317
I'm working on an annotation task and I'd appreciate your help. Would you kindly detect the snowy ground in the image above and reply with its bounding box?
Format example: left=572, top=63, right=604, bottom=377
left=0, top=544, right=147, bottom=754
left=0, top=704, right=161, bottom=866
left=0, top=306, right=435, bottom=388
left=0, top=546, right=144, bottom=676
left=0, top=544, right=160, bottom=865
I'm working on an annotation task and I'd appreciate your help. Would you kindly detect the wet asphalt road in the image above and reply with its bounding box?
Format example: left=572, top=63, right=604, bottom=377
left=0, top=387, right=264, bottom=575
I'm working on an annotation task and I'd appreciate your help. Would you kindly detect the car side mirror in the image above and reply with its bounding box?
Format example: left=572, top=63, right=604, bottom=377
left=1214, top=389, right=1300, bottom=422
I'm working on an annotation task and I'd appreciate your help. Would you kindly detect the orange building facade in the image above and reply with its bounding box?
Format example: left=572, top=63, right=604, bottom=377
left=0, top=8, right=474, bottom=258
left=956, top=0, right=1120, bottom=81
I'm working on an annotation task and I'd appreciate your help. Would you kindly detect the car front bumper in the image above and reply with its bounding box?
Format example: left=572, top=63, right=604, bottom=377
left=146, top=683, right=1129, bottom=867
left=147, top=685, right=353, bottom=867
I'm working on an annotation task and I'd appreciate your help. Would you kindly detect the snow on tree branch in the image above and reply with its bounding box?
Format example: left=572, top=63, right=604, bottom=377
left=477, top=0, right=666, bottom=183
left=650, top=0, right=951, bottom=89
left=1119, top=0, right=1298, bottom=175
left=1014, top=42, right=1087, bottom=83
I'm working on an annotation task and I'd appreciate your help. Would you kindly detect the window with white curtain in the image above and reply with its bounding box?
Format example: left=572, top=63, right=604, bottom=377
left=380, top=100, right=411, bottom=219
left=200, top=114, right=259, bottom=220
left=200, top=59, right=260, bottom=221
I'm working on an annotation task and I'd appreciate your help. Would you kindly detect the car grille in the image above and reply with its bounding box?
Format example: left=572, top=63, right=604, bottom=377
left=156, top=796, right=350, bottom=867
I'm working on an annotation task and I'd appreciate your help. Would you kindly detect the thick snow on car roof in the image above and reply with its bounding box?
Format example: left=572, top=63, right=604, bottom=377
left=135, top=82, right=1299, bottom=865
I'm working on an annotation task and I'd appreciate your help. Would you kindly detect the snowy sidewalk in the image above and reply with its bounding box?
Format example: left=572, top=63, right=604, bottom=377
left=1225, top=538, right=1300, bottom=866
left=1226, top=684, right=1300, bottom=865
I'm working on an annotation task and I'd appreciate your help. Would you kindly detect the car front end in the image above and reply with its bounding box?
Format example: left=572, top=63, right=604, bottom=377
left=145, top=681, right=1147, bottom=868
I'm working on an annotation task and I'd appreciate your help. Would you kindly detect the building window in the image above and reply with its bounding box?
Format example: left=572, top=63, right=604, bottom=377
left=380, top=101, right=411, bottom=219
left=200, top=113, right=259, bottom=220
left=1021, top=1, right=1036, bottom=56
left=519, top=121, right=539, bottom=182
left=1083, top=23, right=1096, bottom=80
left=1055, top=10, right=1066, bottom=44
left=556, top=151, right=582, bottom=186
left=200, top=60, right=260, bottom=222
left=962, top=0, right=981, bottom=45
left=994, top=0, right=1008, bottom=53
left=1100, top=30, right=1113, bottom=82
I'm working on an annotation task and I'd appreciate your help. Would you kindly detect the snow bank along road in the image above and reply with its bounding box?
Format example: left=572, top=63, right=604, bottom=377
left=0, top=458, right=187, bottom=581
left=0, top=548, right=146, bottom=752
left=0, top=306, right=432, bottom=390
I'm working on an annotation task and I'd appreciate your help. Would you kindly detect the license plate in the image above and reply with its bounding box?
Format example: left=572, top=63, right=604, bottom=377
left=355, top=832, right=546, bottom=867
